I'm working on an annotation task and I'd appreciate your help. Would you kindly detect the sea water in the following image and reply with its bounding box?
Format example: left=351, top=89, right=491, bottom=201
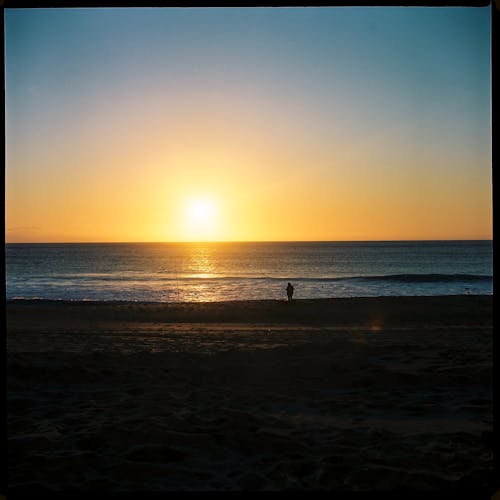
left=5, top=241, right=493, bottom=303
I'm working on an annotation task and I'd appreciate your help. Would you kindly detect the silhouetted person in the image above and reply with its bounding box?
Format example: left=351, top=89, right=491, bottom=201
left=286, top=282, right=294, bottom=301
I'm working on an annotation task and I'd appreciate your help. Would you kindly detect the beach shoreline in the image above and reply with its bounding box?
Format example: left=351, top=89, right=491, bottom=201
left=7, top=295, right=495, bottom=492
left=6, top=294, right=493, bottom=328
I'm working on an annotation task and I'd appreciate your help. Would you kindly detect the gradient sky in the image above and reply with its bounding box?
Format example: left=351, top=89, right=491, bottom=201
left=5, top=7, right=492, bottom=242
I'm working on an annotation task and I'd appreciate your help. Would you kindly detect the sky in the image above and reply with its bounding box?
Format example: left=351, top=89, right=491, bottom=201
left=5, top=7, right=492, bottom=242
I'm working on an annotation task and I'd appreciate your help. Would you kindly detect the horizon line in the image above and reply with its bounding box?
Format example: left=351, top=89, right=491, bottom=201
left=5, top=238, right=493, bottom=245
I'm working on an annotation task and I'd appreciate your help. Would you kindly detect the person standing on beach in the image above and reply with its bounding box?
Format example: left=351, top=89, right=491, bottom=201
left=286, top=282, right=294, bottom=301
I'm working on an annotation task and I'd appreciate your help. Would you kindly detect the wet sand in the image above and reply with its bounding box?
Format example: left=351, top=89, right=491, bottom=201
left=7, top=296, right=495, bottom=493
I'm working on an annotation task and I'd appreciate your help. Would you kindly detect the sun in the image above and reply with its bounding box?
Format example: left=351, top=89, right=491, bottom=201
left=187, top=199, right=215, bottom=223
left=184, top=197, right=219, bottom=240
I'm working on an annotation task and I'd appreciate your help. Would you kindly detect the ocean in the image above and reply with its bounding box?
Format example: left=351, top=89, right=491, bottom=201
left=5, top=241, right=493, bottom=303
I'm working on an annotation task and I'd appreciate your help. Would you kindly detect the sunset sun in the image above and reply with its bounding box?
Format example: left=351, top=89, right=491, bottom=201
left=184, top=198, right=219, bottom=241
left=187, top=199, right=215, bottom=223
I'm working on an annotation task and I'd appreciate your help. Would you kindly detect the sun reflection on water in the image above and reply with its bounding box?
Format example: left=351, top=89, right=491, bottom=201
left=185, top=244, right=218, bottom=301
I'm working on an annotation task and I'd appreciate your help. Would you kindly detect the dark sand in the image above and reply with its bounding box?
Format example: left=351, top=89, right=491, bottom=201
left=7, top=296, right=495, bottom=493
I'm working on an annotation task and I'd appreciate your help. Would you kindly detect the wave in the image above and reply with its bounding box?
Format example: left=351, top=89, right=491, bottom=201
left=271, top=274, right=492, bottom=284
left=358, top=274, right=493, bottom=283
left=11, top=273, right=493, bottom=284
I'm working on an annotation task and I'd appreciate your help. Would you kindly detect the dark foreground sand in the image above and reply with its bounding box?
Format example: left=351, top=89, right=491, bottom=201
left=7, top=296, right=496, bottom=493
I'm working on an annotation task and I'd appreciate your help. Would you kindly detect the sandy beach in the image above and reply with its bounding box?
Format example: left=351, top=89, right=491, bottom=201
left=7, top=296, right=495, bottom=493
